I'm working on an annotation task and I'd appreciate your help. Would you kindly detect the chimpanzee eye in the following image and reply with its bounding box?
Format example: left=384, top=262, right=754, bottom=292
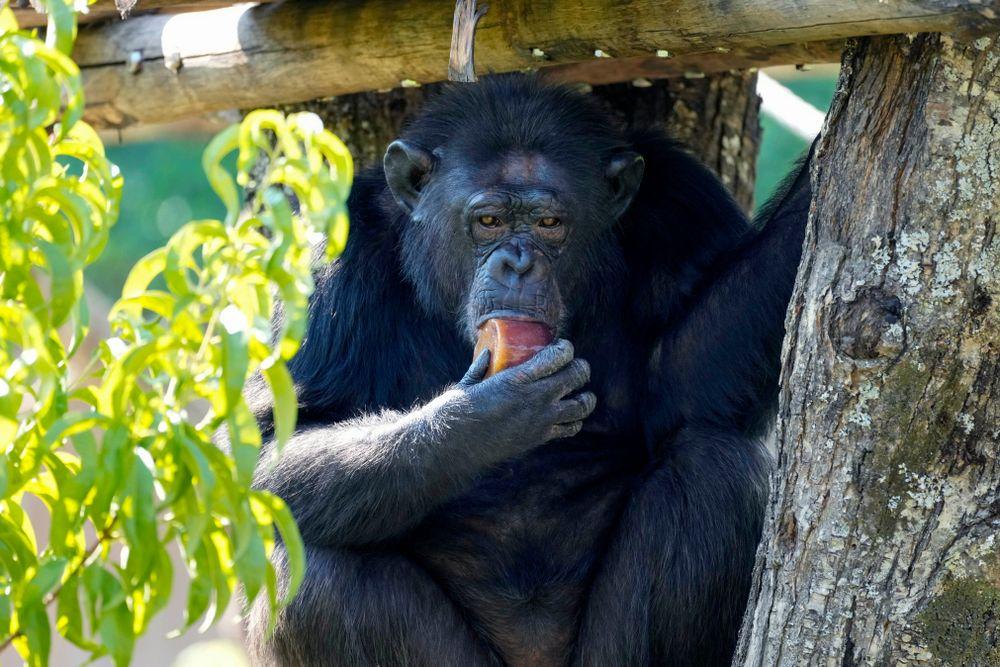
left=538, top=217, right=561, bottom=228
left=478, top=215, right=500, bottom=228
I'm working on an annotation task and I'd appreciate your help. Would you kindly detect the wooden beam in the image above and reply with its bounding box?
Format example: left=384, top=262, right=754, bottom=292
left=12, top=0, right=270, bottom=29
left=543, top=41, right=846, bottom=86
left=74, top=0, right=1000, bottom=129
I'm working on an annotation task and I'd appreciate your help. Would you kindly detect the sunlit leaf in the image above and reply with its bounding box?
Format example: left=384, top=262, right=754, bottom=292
left=262, top=361, right=296, bottom=451
left=251, top=490, right=304, bottom=605
left=14, top=601, right=51, bottom=667
left=22, top=558, right=67, bottom=607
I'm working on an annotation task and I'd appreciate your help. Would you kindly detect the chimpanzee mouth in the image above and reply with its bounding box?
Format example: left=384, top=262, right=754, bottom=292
left=475, top=309, right=553, bottom=332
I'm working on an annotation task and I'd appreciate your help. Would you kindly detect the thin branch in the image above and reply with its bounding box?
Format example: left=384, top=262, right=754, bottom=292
left=0, top=515, right=117, bottom=653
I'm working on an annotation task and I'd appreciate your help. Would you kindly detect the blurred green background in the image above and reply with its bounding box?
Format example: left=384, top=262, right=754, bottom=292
left=754, top=71, right=837, bottom=208
left=87, top=140, right=226, bottom=296
left=89, top=70, right=838, bottom=301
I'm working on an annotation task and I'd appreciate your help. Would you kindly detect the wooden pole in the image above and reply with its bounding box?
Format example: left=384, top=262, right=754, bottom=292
left=12, top=0, right=278, bottom=28
left=448, top=0, right=487, bottom=83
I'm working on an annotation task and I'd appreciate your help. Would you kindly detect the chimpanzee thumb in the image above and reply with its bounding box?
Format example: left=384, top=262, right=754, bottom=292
left=460, top=349, right=490, bottom=386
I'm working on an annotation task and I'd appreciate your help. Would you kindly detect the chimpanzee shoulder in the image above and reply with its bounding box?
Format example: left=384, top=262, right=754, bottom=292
left=618, top=129, right=751, bottom=330
left=284, top=170, right=468, bottom=426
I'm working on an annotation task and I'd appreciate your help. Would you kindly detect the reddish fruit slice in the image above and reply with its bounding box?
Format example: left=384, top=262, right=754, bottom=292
left=474, top=318, right=553, bottom=377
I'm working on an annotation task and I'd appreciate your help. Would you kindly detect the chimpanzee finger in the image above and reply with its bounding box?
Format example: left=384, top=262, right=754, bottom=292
left=554, top=391, right=597, bottom=424
left=540, top=358, right=591, bottom=399
left=546, top=421, right=584, bottom=441
left=505, top=339, right=574, bottom=384
left=460, top=349, right=491, bottom=386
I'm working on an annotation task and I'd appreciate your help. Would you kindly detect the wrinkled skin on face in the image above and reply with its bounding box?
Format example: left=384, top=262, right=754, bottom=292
left=463, top=153, right=570, bottom=338
left=384, top=144, right=644, bottom=346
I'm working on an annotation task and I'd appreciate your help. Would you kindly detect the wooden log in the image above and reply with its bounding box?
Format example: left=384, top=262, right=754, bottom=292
left=542, top=41, right=845, bottom=86
left=11, top=0, right=272, bottom=29
left=74, top=0, right=1000, bottom=129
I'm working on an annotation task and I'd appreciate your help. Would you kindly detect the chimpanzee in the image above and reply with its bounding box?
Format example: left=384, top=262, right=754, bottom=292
left=243, top=74, right=812, bottom=666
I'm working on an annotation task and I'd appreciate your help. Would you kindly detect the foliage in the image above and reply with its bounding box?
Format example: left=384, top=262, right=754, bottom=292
left=0, top=1, right=352, bottom=664
left=88, top=140, right=227, bottom=299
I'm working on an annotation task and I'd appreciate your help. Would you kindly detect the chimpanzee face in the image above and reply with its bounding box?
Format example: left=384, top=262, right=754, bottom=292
left=384, top=140, right=643, bottom=342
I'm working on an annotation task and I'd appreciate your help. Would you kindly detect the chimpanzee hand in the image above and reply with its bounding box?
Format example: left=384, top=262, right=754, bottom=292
left=453, top=339, right=596, bottom=453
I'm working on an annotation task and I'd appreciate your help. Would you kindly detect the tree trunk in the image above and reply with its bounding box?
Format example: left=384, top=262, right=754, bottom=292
left=281, top=72, right=760, bottom=212
left=736, top=33, right=1000, bottom=667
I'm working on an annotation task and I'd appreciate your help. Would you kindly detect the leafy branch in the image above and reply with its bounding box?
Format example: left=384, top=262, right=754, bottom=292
left=0, top=1, right=352, bottom=664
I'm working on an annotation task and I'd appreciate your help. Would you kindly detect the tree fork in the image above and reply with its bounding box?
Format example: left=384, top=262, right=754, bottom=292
left=736, top=33, right=1000, bottom=666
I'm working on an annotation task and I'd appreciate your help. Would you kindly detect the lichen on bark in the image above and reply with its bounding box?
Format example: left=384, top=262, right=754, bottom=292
left=917, top=574, right=1000, bottom=666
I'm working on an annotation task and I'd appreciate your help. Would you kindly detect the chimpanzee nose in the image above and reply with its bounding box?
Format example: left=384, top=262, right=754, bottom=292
left=486, top=240, right=545, bottom=287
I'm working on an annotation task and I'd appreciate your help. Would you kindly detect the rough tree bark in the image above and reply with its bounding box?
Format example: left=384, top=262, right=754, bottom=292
left=736, top=33, right=1000, bottom=666
left=280, top=72, right=760, bottom=212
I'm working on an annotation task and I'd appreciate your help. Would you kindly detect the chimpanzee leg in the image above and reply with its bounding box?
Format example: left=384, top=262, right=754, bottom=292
left=573, top=427, right=770, bottom=667
left=245, top=544, right=500, bottom=667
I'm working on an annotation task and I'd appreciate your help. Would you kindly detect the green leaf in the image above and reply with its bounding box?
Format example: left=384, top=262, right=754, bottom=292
left=143, top=543, right=174, bottom=627
left=120, top=247, right=167, bottom=299
left=178, top=431, right=217, bottom=502
left=56, top=574, right=102, bottom=653
left=43, top=0, right=76, bottom=56
left=251, top=491, right=304, bottom=606
left=0, top=592, right=11, bottom=643
left=202, top=124, right=240, bottom=221
left=0, top=511, right=38, bottom=581
left=220, top=305, right=250, bottom=413
left=205, top=530, right=235, bottom=628
left=22, top=558, right=67, bottom=607
left=0, top=453, right=8, bottom=498
left=262, top=361, right=297, bottom=451
left=182, top=542, right=213, bottom=630
left=98, top=601, right=135, bottom=667
left=226, top=401, right=261, bottom=487
left=232, top=526, right=267, bottom=606
left=121, top=451, right=158, bottom=583
left=15, top=601, right=51, bottom=667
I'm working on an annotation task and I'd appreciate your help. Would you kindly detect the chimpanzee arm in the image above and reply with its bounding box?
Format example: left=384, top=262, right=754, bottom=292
left=253, top=341, right=593, bottom=547
left=253, top=391, right=482, bottom=547
left=646, top=146, right=814, bottom=437
left=574, top=427, right=769, bottom=666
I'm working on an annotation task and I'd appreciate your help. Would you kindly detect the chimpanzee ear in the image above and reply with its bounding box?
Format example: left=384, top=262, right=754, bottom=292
left=605, top=151, right=645, bottom=218
left=384, top=140, right=436, bottom=214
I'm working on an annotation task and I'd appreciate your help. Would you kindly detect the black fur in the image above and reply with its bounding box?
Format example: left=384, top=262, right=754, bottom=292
left=244, top=75, right=811, bottom=666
